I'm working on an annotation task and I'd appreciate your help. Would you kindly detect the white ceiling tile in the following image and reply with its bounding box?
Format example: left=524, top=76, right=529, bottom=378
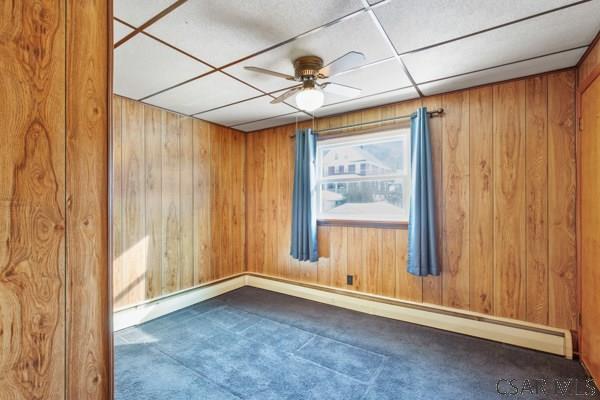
left=375, top=0, right=583, bottom=54
left=225, top=12, right=393, bottom=93
left=234, top=112, right=311, bottom=132
left=403, top=1, right=600, bottom=83
left=114, top=0, right=176, bottom=27
left=146, top=0, right=364, bottom=67
left=114, top=34, right=211, bottom=100
left=144, top=72, right=262, bottom=115
left=418, top=47, right=586, bottom=96
left=114, top=20, right=134, bottom=43
left=195, top=95, right=296, bottom=127
left=313, top=86, right=419, bottom=118
left=326, top=58, right=411, bottom=102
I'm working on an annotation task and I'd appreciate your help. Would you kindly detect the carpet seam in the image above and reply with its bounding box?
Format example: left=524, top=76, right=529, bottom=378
left=149, top=342, right=246, bottom=400
left=219, top=294, right=391, bottom=359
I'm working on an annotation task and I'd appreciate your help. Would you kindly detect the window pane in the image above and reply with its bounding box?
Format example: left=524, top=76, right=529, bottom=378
left=317, top=130, right=411, bottom=222
left=319, top=178, right=409, bottom=221
left=320, top=136, right=408, bottom=178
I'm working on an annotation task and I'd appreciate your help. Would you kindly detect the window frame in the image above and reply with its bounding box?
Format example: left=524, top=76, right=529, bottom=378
left=315, top=129, right=411, bottom=227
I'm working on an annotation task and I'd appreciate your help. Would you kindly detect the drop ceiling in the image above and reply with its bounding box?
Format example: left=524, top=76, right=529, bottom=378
left=113, top=0, right=600, bottom=132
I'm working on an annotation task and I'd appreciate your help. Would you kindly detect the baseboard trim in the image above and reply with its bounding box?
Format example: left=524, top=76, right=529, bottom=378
left=112, top=272, right=572, bottom=359
left=113, top=274, right=246, bottom=331
left=245, top=273, right=573, bottom=359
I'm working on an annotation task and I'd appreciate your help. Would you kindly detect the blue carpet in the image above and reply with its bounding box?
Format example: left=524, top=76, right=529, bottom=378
left=115, top=287, right=595, bottom=399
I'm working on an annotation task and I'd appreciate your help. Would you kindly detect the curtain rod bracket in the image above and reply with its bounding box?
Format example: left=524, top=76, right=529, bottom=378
left=430, top=107, right=444, bottom=117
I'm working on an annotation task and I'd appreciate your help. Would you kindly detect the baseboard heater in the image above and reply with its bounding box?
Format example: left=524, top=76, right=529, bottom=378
left=113, top=274, right=246, bottom=332
left=113, top=272, right=573, bottom=359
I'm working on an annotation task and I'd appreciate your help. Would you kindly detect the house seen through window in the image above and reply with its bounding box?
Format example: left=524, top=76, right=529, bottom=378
left=316, top=129, right=410, bottom=222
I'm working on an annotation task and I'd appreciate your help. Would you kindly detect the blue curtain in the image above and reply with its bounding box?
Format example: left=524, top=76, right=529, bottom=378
left=290, top=128, right=318, bottom=262
left=407, top=108, right=440, bottom=276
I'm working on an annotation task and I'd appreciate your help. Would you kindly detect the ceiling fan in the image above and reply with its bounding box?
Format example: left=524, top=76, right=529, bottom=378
left=244, top=51, right=366, bottom=112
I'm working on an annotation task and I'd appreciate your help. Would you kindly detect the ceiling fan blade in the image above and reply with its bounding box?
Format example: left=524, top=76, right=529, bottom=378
left=320, top=82, right=362, bottom=98
left=270, top=86, right=302, bottom=104
left=319, top=51, right=366, bottom=77
left=244, top=66, right=296, bottom=81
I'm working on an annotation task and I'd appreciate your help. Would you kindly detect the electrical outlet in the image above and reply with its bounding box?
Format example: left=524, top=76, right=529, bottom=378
left=346, top=275, right=353, bottom=285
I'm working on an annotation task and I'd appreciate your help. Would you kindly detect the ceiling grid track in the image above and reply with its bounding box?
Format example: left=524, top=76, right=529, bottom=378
left=112, top=0, right=600, bottom=131
left=396, top=0, right=594, bottom=56
left=417, top=44, right=590, bottom=86
left=114, top=0, right=189, bottom=48
left=133, top=7, right=369, bottom=103
left=359, top=0, right=423, bottom=97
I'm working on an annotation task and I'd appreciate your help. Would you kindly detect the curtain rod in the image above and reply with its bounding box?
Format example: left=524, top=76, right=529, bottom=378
left=288, top=108, right=444, bottom=138
left=315, top=108, right=444, bottom=134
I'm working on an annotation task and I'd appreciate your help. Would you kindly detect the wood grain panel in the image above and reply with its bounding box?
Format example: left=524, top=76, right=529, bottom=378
left=381, top=229, right=396, bottom=297
left=493, top=81, right=526, bottom=320
left=112, top=97, right=125, bottom=310
left=365, top=228, right=382, bottom=294
left=208, top=127, right=219, bottom=280
left=122, top=99, right=146, bottom=305
left=144, top=106, right=163, bottom=299
left=254, top=131, right=267, bottom=275
left=180, top=118, right=194, bottom=287
left=580, top=73, right=600, bottom=385
left=525, top=75, right=549, bottom=325
left=220, top=127, right=232, bottom=278
left=347, top=228, right=363, bottom=291
left=276, top=126, right=292, bottom=278
left=0, top=3, right=67, bottom=397
left=442, top=91, right=470, bottom=309
left=265, top=129, right=278, bottom=277
left=112, top=96, right=245, bottom=308
left=245, top=133, right=256, bottom=273
left=468, top=86, right=494, bottom=314
left=329, top=226, right=348, bottom=288
left=232, top=130, right=245, bottom=274
left=579, top=38, right=600, bottom=88
left=162, top=113, right=181, bottom=293
left=193, top=120, right=211, bottom=284
left=395, top=228, right=421, bottom=301
left=65, top=2, right=111, bottom=397
left=1, top=1, right=111, bottom=397
left=548, top=70, right=577, bottom=330
left=317, top=226, right=331, bottom=286
left=244, top=69, right=577, bottom=330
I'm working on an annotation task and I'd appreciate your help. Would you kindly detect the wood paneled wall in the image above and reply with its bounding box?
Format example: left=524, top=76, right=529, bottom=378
left=578, top=36, right=600, bottom=384
left=246, top=70, right=577, bottom=331
left=112, top=96, right=245, bottom=309
left=0, top=1, right=111, bottom=399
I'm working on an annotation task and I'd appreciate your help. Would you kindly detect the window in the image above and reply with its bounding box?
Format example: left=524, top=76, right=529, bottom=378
left=316, top=129, right=411, bottom=222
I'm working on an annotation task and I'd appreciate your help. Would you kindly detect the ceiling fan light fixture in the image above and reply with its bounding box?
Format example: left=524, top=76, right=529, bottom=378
left=296, top=87, right=324, bottom=112
left=247, top=52, right=365, bottom=111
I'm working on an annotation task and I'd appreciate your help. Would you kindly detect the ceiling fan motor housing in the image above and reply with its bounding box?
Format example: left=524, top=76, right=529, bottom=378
left=294, top=56, right=324, bottom=80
